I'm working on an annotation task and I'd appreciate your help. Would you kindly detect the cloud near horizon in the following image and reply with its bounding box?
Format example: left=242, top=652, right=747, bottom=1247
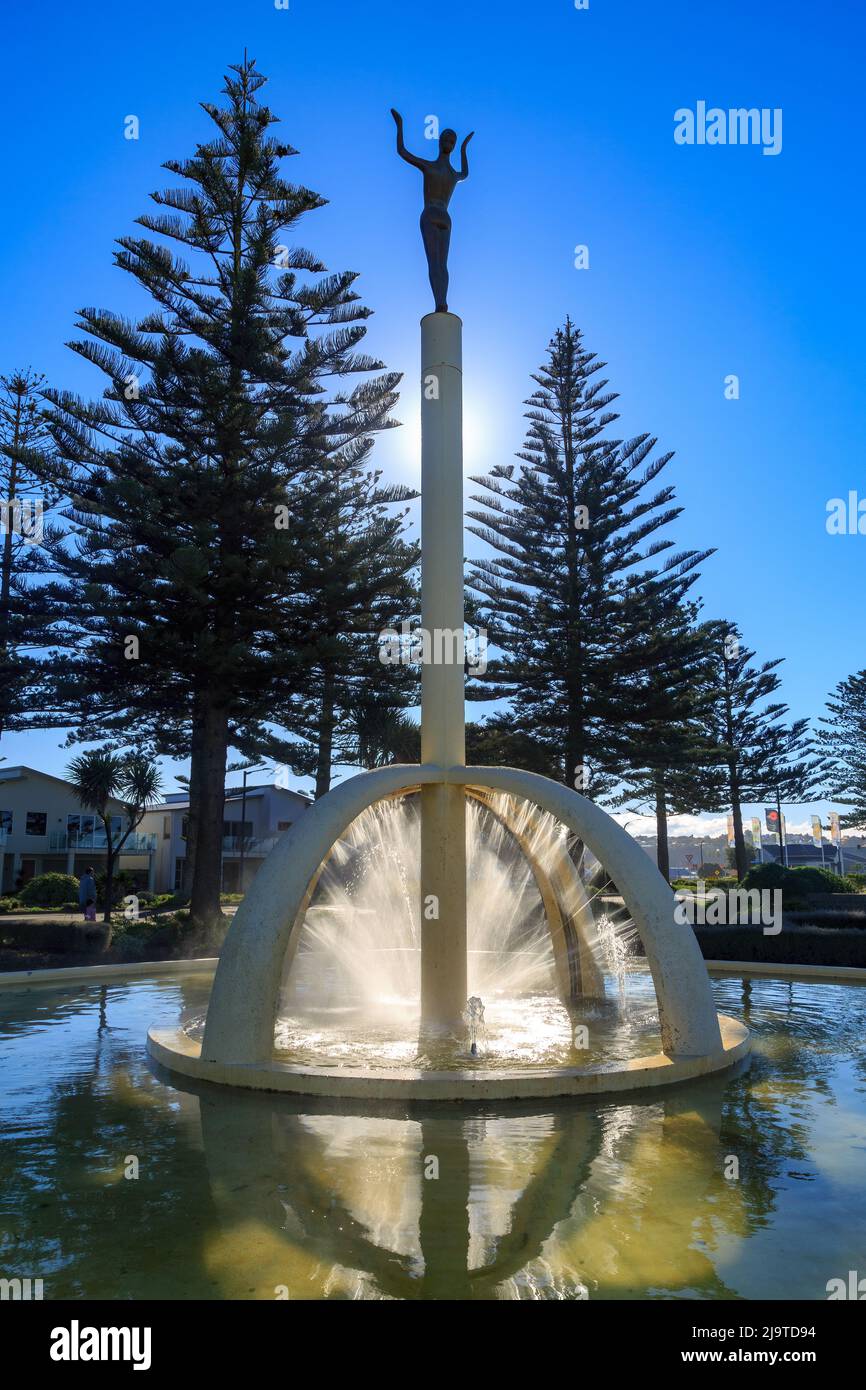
left=610, top=812, right=831, bottom=840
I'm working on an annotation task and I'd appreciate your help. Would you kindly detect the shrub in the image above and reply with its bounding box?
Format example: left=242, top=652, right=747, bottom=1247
left=112, top=909, right=197, bottom=957
left=95, top=868, right=138, bottom=908
left=108, top=906, right=224, bottom=962
left=741, top=863, right=859, bottom=897
left=18, top=873, right=80, bottom=908
left=741, top=862, right=786, bottom=891
left=673, top=875, right=740, bottom=892
left=0, top=917, right=108, bottom=952
left=149, top=893, right=183, bottom=910
left=114, top=932, right=149, bottom=962
left=794, top=866, right=860, bottom=894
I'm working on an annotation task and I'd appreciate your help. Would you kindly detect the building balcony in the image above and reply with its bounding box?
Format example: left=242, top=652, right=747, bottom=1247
left=48, top=831, right=158, bottom=853
left=220, top=835, right=279, bottom=857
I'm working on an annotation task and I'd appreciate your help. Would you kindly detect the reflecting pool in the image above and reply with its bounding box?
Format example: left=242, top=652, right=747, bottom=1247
left=1, top=971, right=864, bottom=1300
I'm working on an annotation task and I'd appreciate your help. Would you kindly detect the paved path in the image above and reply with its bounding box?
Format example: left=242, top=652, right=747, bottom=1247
left=0, top=905, right=239, bottom=926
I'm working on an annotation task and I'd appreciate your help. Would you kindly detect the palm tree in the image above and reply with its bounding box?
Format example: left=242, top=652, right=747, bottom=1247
left=347, top=703, right=421, bottom=771
left=66, top=748, right=162, bottom=932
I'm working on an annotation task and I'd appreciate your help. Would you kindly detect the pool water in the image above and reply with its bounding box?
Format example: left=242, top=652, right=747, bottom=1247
left=191, top=967, right=664, bottom=1071
left=0, top=970, right=864, bottom=1300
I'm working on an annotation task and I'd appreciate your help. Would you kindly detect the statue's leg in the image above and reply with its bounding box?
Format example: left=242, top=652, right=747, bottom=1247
left=421, top=209, right=450, bottom=313
left=438, top=221, right=451, bottom=313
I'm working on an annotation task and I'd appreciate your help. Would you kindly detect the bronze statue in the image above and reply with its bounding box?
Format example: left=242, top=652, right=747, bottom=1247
left=391, top=109, right=473, bottom=313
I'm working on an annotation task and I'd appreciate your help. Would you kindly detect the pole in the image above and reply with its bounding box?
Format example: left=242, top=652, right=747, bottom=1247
left=239, top=771, right=248, bottom=895
left=776, top=788, right=786, bottom=868
left=419, top=311, right=467, bottom=1033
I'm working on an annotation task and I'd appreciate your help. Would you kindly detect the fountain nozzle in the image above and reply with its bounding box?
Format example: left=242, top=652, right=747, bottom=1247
left=464, top=996, right=485, bottom=1057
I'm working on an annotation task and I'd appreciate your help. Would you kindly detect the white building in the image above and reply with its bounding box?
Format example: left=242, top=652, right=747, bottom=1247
left=0, top=765, right=158, bottom=895
left=141, top=781, right=312, bottom=894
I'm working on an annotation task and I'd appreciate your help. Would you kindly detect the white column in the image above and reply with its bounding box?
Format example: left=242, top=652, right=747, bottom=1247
left=419, top=311, right=467, bottom=1032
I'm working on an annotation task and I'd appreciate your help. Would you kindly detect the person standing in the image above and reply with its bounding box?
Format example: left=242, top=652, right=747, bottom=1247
left=78, top=866, right=96, bottom=921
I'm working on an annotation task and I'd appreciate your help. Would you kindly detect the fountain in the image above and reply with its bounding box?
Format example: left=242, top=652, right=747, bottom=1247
left=148, top=114, right=749, bottom=1100
left=464, top=998, right=485, bottom=1056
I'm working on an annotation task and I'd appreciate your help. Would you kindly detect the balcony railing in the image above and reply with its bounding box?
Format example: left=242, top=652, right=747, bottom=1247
left=221, top=835, right=278, bottom=856
left=48, top=831, right=157, bottom=853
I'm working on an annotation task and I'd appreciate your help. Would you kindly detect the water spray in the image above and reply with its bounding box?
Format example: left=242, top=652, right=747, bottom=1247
left=464, top=996, right=485, bottom=1056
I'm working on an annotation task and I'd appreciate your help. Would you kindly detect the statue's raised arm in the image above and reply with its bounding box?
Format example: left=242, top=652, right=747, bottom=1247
left=459, top=130, right=474, bottom=181
left=391, top=109, right=428, bottom=171
left=391, top=108, right=473, bottom=314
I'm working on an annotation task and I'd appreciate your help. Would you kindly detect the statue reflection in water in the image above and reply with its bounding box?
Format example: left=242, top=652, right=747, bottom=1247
left=169, top=1063, right=750, bottom=1300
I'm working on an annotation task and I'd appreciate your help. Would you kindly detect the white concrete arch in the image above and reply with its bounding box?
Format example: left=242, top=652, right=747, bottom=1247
left=201, top=764, right=722, bottom=1068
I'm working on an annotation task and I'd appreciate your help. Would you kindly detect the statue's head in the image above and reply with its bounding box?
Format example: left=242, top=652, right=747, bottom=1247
left=439, top=128, right=457, bottom=155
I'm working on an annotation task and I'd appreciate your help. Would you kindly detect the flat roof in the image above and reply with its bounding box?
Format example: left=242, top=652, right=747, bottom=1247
left=156, top=785, right=311, bottom=813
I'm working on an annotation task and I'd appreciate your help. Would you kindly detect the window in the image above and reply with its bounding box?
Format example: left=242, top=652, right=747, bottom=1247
left=25, top=812, right=47, bottom=837
left=277, top=820, right=291, bottom=832
left=163, top=816, right=171, bottom=840
left=67, top=814, right=97, bottom=844
left=223, top=820, right=253, bottom=841
left=0, top=810, right=12, bottom=835
left=173, top=859, right=185, bottom=892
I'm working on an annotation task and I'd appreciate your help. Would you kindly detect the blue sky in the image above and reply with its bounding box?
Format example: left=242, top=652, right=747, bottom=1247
left=1, top=0, right=863, bottom=828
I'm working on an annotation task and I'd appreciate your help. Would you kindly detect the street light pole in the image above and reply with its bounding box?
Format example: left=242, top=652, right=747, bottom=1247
left=238, top=764, right=266, bottom=895
left=239, top=773, right=249, bottom=893
left=775, top=787, right=787, bottom=868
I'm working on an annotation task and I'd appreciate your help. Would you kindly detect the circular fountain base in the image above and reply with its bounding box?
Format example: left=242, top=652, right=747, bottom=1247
left=147, top=1013, right=749, bottom=1102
